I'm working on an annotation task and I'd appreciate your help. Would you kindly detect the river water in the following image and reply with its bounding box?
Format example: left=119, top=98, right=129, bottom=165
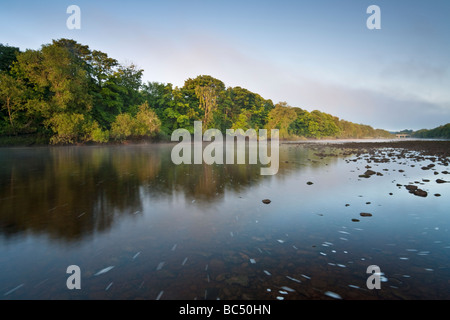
left=0, top=142, right=449, bottom=299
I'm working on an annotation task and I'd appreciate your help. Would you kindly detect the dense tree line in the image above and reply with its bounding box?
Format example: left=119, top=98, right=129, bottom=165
left=412, top=124, right=450, bottom=139
left=1, top=39, right=393, bottom=145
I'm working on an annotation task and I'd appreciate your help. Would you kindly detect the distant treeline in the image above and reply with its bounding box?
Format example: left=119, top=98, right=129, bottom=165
left=0, top=39, right=393, bottom=145
left=412, top=124, right=450, bottom=139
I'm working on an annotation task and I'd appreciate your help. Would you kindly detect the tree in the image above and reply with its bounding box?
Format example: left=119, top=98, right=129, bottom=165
left=134, top=101, right=161, bottom=137
left=12, top=43, right=92, bottom=117
left=266, top=102, right=297, bottom=138
left=412, top=124, right=450, bottom=139
left=110, top=102, right=160, bottom=141
left=183, top=75, right=225, bottom=130
left=111, top=113, right=135, bottom=141
left=0, top=72, right=25, bottom=134
left=0, top=44, right=20, bottom=72
left=48, top=113, right=107, bottom=144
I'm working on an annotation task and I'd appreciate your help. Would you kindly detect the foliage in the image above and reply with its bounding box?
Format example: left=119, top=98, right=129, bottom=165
left=0, top=44, right=20, bottom=72
left=412, top=124, right=450, bottom=139
left=0, top=39, right=403, bottom=144
left=110, top=102, right=160, bottom=141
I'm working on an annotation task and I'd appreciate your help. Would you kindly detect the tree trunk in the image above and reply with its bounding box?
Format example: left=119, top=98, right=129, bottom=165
left=6, top=96, right=15, bottom=133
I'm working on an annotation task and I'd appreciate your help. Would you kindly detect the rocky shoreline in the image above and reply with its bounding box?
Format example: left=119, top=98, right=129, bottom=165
left=283, top=139, right=449, bottom=202
left=301, top=139, right=450, bottom=159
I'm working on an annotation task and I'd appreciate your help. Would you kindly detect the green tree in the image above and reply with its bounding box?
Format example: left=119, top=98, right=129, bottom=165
left=0, top=44, right=20, bottom=72
left=134, top=101, right=161, bottom=137
left=0, top=72, right=25, bottom=134
left=183, top=75, right=225, bottom=130
left=111, top=113, right=135, bottom=141
left=110, top=102, right=160, bottom=141
left=266, top=102, right=297, bottom=138
left=48, top=113, right=100, bottom=144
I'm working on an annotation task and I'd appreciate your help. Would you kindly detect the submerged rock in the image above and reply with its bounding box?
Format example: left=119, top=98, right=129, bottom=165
left=225, top=275, right=249, bottom=287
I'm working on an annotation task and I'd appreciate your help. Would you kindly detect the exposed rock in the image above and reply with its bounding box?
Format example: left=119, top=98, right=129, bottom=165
left=306, top=181, right=313, bottom=185
left=360, top=212, right=372, bottom=217
left=351, top=219, right=360, bottom=222
left=436, top=179, right=447, bottom=184
left=262, top=199, right=271, bottom=204
left=405, top=185, right=418, bottom=191
left=413, top=189, right=428, bottom=197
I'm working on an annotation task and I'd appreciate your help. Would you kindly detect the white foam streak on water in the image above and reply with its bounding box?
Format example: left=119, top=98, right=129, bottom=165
left=286, top=276, right=301, bottom=283
left=4, top=284, right=24, bottom=296
left=156, top=291, right=164, bottom=300
left=94, top=266, right=114, bottom=276
left=132, top=252, right=141, bottom=260
left=325, top=291, right=343, bottom=300
left=156, top=262, right=165, bottom=271
left=281, top=286, right=295, bottom=292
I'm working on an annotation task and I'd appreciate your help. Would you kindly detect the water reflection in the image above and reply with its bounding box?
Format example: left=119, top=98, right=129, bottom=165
left=0, top=144, right=337, bottom=242
left=1, top=143, right=448, bottom=300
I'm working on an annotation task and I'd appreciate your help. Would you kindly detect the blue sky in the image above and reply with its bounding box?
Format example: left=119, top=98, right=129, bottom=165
left=1, top=0, right=449, bottom=131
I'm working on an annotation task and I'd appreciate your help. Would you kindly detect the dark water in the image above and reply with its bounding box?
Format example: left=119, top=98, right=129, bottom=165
left=0, top=143, right=449, bottom=300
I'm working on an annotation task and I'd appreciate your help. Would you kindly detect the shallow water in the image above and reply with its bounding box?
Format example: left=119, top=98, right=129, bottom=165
left=0, top=143, right=449, bottom=300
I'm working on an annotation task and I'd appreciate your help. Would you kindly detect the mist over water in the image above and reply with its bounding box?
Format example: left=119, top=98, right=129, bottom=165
left=0, top=143, right=449, bottom=299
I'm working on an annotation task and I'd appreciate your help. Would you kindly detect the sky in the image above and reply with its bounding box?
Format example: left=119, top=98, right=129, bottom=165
left=1, top=0, right=449, bottom=131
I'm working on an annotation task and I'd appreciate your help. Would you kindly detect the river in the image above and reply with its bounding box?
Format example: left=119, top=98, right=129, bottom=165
left=0, top=142, right=449, bottom=299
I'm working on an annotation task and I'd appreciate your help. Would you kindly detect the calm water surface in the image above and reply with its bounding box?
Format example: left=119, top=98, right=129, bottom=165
left=0, top=143, right=449, bottom=300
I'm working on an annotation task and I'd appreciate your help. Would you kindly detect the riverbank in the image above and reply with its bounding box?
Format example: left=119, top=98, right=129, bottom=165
left=284, top=139, right=450, bottom=159
left=2, top=135, right=449, bottom=160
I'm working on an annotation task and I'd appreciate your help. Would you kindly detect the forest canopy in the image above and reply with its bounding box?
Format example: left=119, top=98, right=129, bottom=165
left=412, top=124, right=450, bottom=139
left=0, top=39, right=395, bottom=145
